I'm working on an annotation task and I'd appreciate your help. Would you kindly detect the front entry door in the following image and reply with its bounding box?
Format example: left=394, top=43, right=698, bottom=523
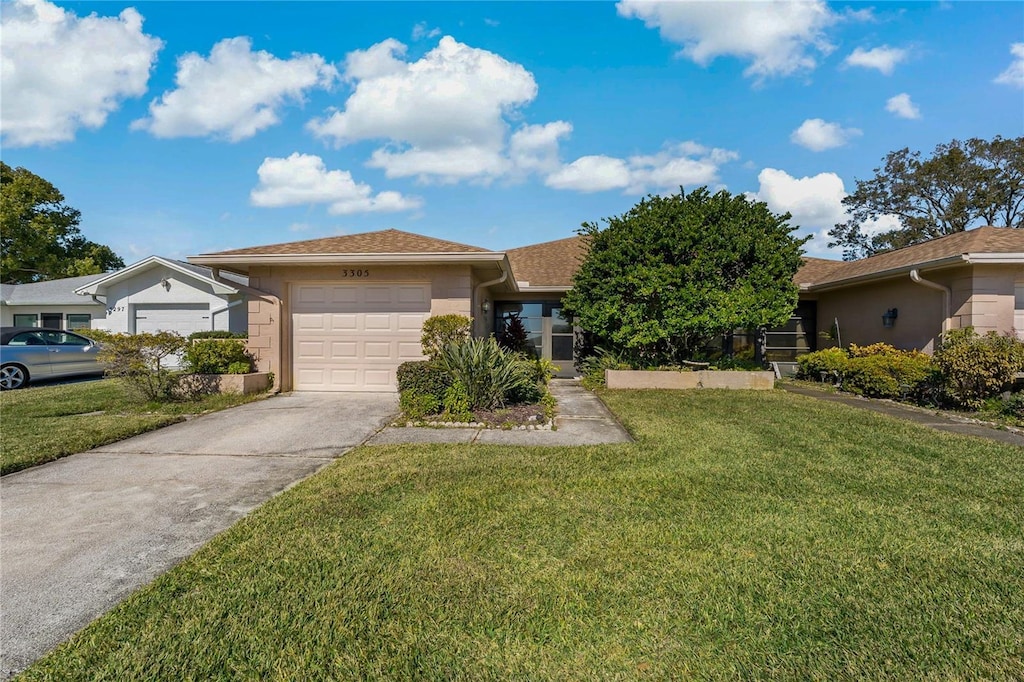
left=496, top=302, right=576, bottom=378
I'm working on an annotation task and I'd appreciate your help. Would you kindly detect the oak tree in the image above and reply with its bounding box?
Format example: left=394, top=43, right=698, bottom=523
left=1, top=162, right=124, bottom=283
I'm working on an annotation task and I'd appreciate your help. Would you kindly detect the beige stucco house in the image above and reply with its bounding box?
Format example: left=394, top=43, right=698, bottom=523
left=189, top=226, right=1023, bottom=393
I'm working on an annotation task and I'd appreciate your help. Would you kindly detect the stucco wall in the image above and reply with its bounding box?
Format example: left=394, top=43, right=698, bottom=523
left=815, top=271, right=952, bottom=353
left=815, top=264, right=1021, bottom=353
left=245, top=263, right=475, bottom=391
left=97, top=265, right=243, bottom=334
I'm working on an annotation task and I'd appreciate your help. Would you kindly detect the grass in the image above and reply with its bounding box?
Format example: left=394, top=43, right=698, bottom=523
left=0, top=379, right=264, bottom=475
left=19, top=389, right=1024, bottom=680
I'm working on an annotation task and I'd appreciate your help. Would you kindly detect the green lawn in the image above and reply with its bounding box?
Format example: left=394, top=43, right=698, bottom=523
left=20, top=390, right=1024, bottom=680
left=0, top=379, right=263, bottom=475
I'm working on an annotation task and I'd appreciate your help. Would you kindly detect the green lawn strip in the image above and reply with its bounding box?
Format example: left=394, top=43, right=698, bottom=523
left=19, top=390, right=1024, bottom=680
left=1, top=380, right=263, bottom=475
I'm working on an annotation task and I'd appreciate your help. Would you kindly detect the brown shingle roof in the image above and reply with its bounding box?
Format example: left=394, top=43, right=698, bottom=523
left=506, top=235, right=590, bottom=288
left=202, top=228, right=490, bottom=256
left=794, top=257, right=844, bottom=286
left=809, top=226, right=1024, bottom=287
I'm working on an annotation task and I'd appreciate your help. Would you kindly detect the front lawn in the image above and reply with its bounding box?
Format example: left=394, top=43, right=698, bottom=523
left=0, top=379, right=263, bottom=475
left=20, top=390, right=1024, bottom=679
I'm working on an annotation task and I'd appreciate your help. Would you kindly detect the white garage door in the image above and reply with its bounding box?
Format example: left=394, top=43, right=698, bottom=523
left=135, top=304, right=210, bottom=336
left=291, top=283, right=430, bottom=392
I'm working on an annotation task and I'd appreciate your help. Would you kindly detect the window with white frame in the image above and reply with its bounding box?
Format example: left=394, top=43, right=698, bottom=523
left=12, top=314, right=37, bottom=327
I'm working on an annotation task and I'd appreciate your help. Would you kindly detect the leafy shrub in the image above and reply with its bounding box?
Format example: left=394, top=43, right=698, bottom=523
left=999, top=392, right=1024, bottom=421
left=934, top=328, right=1024, bottom=409
left=420, top=314, right=471, bottom=359
left=848, top=342, right=902, bottom=357
left=188, top=330, right=247, bottom=340
left=436, top=337, right=536, bottom=410
left=396, top=361, right=452, bottom=401
left=442, top=381, right=473, bottom=420
left=579, top=348, right=631, bottom=389
left=79, top=329, right=121, bottom=345
left=842, top=353, right=934, bottom=399
left=524, top=357, right=559, bottom=385
left=796, top=347, right=850, bottom=380
left=97, top=331, right=187, bottom=402
left=182, top=339, right=253, bottom=375
left=399, top=390, right=440, bottom=421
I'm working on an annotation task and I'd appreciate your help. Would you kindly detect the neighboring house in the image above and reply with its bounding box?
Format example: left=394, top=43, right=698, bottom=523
left=189, top=226, right=1024, bottom=393
left=74, top=256, right=249, bottom=336
left=1, top=274, right=108, bottom=330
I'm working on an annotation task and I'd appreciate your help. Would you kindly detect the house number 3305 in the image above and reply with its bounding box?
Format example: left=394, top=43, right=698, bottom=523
left=341, top=269, right=369, bottom=278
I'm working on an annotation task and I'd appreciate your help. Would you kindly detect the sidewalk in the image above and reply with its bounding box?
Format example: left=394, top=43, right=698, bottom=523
left=366, top=379, right=633, bottom=446
left=782, top=383, right=1024, bottom=448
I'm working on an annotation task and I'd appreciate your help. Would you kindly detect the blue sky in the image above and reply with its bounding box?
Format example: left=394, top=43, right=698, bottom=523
left=2, top=1, right=1022, bottom=263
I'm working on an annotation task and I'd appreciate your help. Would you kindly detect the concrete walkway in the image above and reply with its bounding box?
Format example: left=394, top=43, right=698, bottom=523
left=367, top=379, right=633, bottom=446
left=0, top=392, right=398, bottom=680
left=782, top=383, right=1024, bottom=447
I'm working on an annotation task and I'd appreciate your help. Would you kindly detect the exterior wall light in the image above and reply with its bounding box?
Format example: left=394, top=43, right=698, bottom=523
left=481, top=300, right=490, bottom=314
left=882, top=308, right=898, bottom=328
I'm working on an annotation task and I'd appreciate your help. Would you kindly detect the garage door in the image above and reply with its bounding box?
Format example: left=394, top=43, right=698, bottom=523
left=135, top=304, right=210, bottom=336
left=291, top=283, right=430, bottom=392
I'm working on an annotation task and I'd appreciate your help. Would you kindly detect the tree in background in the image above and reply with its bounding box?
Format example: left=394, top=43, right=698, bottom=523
left=829, top=136, right=1024, bottom=260
left=563, top=187, right=805, bottom=366
left=0, top=162, right=124, bottom=283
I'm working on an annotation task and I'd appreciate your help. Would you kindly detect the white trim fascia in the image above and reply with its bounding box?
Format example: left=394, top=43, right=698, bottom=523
left=965, top=252, right=1024, bottom=264
left=803, top=255, right=968, bottom=292
left=75, top=256, right=238, bottom=296
left=188, top=252, right=507, bottom=268
left=515, top=286, right=572, bottom=293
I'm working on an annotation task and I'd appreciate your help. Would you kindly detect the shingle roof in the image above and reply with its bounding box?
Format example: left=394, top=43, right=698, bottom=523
left=808, top=226, right=1024, bottom=287
left=506, top=235, right=590, bottom=288
left=203, top=228, right=490, bottom=256
left=794, top=257, right=844, bottom=286
left=0, top=274, right=107, bottom=306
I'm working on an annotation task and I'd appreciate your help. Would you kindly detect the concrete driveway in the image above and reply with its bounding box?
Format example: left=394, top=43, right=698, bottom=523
left=0, top=392, right=397, bottom=679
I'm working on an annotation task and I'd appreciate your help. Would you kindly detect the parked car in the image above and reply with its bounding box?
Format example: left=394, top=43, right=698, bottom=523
left=0, top=327, right=105, bottom=390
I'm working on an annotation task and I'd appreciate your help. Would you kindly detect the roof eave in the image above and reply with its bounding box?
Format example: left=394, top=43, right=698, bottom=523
left=803, top=255, right=969, bottom=292
left=965, top=252, right=1024, bottom=264
left=188, top=252, right=508, bottom=274
left=75, top=256, right=238, bottom=296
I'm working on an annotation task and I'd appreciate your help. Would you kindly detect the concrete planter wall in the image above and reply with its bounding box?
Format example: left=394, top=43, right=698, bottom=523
left=176, top=372, right=272, bottom=396
left=606, top=369, right=775, bottom=390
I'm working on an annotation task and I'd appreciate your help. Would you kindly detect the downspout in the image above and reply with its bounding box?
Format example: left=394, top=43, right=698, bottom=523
left=910, top=269, right=952, bottom=334
left=210, top=268, right=284, bottom=393
left=209, top=298, right=244, bottom=331
left=472, top=261, right=510, bottom=337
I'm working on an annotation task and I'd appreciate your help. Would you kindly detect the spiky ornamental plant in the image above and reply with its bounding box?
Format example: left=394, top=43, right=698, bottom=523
left=562, top=187, right=806, bottom=367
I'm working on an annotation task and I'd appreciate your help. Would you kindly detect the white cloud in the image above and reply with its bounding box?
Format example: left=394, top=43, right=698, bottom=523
left=545, top=141, right=738, bottom=194
left=133, top=37, right=337, bottom=141
left=749, top=168, right=901, bottom=257
left=994, top=42, right=1024, bottom=88
left=0, top=0, right=162, bottom=147
left=412, top=22, right=441, bottom=41
left=309, top=36, right=548, bottom=183
left=616, top=0, right=837, bottom=82
left=250, top=153, right=422, bottom=215
left=508, top=121, right=574, bottom=175
left=885, top=92, right=921, bottom=119
left=790, top=118, right=862, bottom=151
left=545, top=156, right=632, bottom=192
left=842, top=45, right=907, bottom=75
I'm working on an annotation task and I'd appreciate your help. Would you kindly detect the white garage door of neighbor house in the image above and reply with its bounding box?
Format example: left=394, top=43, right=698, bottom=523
left=291, top=283, right=430, bottom=392
left=134, top=304, right=211, bottom=336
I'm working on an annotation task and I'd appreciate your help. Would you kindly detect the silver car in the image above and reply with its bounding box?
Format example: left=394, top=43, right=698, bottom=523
left=0, top=327, right=104, bottom=390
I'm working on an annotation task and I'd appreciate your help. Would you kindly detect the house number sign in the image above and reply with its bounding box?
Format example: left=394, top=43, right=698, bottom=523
left=341, top=269, right=369, bottom=278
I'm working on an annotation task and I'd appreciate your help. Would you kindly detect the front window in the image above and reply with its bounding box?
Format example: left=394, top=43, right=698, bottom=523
left=496, top=302, right=543, bottom=358
left=66, top=314, right=91, bottom=330
left=12, top=314, right=37, bottom=327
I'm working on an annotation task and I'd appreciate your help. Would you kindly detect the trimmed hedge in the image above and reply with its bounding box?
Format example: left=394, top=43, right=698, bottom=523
left=843, top=353, right=935, bottom=399
left=935, top=328, right=1024, bottom=409
left=396, top=361, right=452, bottom=401
left=188, top=330, right=248, bottom=340
left=182, top=339, right=253, bottom=374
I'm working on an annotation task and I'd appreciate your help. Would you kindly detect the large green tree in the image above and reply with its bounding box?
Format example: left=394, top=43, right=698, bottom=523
left=562, top=187, right=805, bottom=365
left=829, top=136, right=1024, bottom=260
left=0, top=162, right=124, bottom=283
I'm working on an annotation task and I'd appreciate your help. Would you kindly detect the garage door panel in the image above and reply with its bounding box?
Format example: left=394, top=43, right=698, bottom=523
left=291, top=282, right=430, bottom=392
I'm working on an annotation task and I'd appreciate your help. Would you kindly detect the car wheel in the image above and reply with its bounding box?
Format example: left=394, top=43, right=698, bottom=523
left=0, top=364, right=28, bottom=390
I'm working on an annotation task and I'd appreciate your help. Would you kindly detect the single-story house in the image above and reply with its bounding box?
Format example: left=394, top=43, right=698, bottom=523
left=1, top=256, right=249, bottom=337
left=189, top=226, right=1024, bottom=393
left=1, top=274, right=108, bottom=330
